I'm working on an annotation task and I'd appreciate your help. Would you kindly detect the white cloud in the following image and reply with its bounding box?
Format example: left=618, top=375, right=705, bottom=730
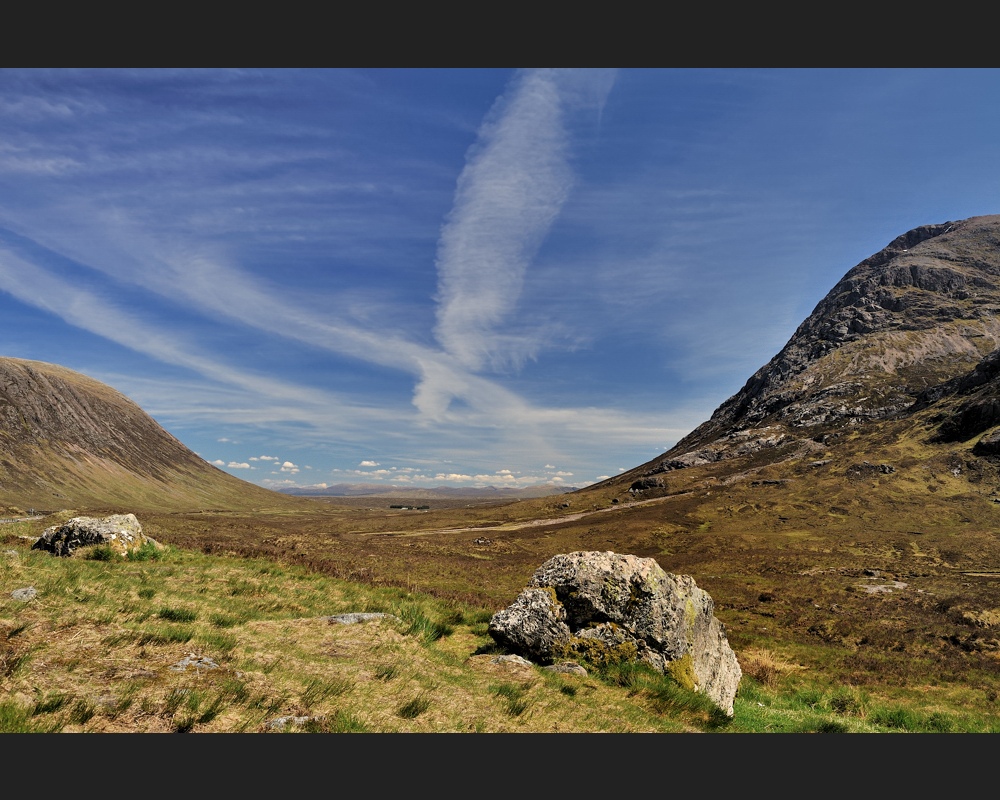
left=259, top=478, right=300, bottom=488
left=433, top=69, right=613, bottom=373
left=227, top=462, right=251, bottom=469
left=359, top=460, right=379, bottom=467
left=211, top=459, right=225, bottom=466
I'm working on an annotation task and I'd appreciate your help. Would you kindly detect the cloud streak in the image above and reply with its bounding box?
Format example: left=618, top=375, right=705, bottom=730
left=432, top=69, right=615, bottom=374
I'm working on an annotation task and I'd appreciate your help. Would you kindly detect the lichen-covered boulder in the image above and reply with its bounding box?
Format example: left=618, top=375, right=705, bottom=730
left=31, top=513, right=155, bottom=557
left=489, top=551, right=742, bottom=716
left=486, top=587, right=572, bottom=664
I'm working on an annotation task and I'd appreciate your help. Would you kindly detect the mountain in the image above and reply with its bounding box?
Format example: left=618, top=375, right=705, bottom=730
left=0, top=357, right=299, bottom=513
left=608, top=214, right=1000, bottom=490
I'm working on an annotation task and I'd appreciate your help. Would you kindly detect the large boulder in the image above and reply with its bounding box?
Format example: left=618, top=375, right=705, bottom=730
left=489, top=551, right=742, bottom=716
left=31, top=513, right=154, bottom=557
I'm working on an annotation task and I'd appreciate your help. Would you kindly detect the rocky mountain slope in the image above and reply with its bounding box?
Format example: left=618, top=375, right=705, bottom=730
left=612, top=214, right=1000, bottom=487
left=0, top=357, right=297, bottom=513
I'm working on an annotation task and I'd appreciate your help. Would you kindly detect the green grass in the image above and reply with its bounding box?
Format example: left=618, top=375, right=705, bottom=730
left=490, top=682, right=531, bottom=717
left=6, top=510, right=1000, bottom=733
left=0, top=700, right=62, bottom=733
left=158, top=606, right=198, bottom=622
left=397, top=693, right=432, bottom=719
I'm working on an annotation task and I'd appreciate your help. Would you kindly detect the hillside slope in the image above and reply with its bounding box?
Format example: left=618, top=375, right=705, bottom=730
left=606, top=214, right=1000, bottom=489
left=0, top=357, right=301, bottom=513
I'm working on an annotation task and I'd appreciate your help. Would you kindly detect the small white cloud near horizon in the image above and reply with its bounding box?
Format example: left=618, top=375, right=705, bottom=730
left=227, top=462, right=251, bottom=469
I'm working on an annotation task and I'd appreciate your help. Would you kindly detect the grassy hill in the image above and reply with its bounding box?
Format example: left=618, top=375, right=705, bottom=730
left=0, top=357, right=309, bottom=515
left=4, top=512, right=997, bottom=732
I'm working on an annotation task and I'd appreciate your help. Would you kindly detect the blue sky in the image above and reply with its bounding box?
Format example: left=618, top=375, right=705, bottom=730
left=1, top=68, right=999, bottom=490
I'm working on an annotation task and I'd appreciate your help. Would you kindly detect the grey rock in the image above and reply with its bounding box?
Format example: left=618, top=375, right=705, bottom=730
left=543, top=661, right=588, bottom=676
left=32, top=513, right=154, bottom=557
left=268, top=715, right=325, bottom=730
left=487, top=588, right=571, bottom=664
left=11, top=586, right=37, bottom=601
left=169, top=654, right=220, bottom=672
left=489, top=551, right=742, bottom=716
left=490, top=654, right=534, bottom=667
left=629, top=476, right=664, bottom=492
left=974, top=429, right=1000, bottom=456
left=324, top=612, right=398, bottom=625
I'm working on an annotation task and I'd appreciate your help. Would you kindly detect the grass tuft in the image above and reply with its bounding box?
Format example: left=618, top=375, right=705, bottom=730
left=301, top=677, right=352, bottom=707
left=127, top=541, right=163, bottom=562
left=32, top=691, right=71, bottom=715
left=84, top=545, right=117, bottom=561
left=374, top=662, right=400, bottom=681
left=397, top=693, right=432, bottom=719
left=490, top=681, right=532, bottom=717
left=400, top=607, right=454, bottom=643
left=157, top=606, right=197, bottom=623
left=0, top=700, right=62, bottom=733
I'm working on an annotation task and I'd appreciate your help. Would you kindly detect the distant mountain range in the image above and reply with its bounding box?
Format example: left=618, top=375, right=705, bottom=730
left=277, top=483, right=577, bottom=499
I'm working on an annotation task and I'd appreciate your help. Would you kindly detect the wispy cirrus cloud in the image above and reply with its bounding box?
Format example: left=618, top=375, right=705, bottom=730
left=432, top=69, right=616, bottom=376
left=1, top=69, right=733, bottom=486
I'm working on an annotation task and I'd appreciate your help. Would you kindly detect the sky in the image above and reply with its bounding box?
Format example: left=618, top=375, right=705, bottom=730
left=1, top=68, right=999, bottom=491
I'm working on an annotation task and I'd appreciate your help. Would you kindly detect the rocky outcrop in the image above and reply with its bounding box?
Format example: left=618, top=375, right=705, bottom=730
left=32, top=513, right=156, bottom=557
left=488, top=551, right=742, bottom=716
left=610, top=215, right=1000, bottom=485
